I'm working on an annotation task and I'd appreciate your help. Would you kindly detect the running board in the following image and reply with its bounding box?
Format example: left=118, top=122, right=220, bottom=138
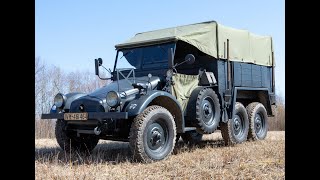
left=184, top=127, right=197, bottom=132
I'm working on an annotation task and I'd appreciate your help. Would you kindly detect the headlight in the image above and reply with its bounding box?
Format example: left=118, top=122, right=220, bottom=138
left=106, top=91, right=120, bottom=107
left=54, top=93, right=66, bottom=108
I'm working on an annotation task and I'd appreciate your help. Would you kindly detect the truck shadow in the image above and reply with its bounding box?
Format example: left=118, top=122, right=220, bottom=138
left=173, top=139, right=226, bottom=154
left=35, top=139, right=226, bottom=165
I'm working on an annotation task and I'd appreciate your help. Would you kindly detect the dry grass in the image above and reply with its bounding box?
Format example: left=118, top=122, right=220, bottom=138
left=269, top=104, right=285, bottom=131
left=35, top=119, right=56, bottom=139
left=35, top=131, right=285, bottom=179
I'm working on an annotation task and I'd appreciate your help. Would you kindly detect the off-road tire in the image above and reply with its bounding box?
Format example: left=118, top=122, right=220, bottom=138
left=181, top=130, right=203, bottom=145
left=220, top=102, right=249, bottom=146
left=55, top=119, right=99, bottom=153
left=246, top=102, right=268, bottom=140
left=129, top=105, right=176, bottom=163
left=195, top=88, right=221, bottom=133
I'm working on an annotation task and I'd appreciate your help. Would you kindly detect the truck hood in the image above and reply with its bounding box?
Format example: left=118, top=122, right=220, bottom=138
left=85, top=76, right=161, bottom=100
left=68, top=76, right=161, bottom=112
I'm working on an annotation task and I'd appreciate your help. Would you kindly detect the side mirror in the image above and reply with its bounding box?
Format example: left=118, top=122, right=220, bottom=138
left=168, top=48, right=174, bottom=69
left=185, top=54, right=195, bottom=65
left=95, top=58, right=103, bottom=75
left=98, top=58, right=103, bottom=65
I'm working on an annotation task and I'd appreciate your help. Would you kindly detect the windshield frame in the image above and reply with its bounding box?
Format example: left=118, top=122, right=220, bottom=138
left=113, top=42, right=176, bottom=72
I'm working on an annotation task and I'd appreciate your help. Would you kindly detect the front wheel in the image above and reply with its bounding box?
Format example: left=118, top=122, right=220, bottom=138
left=220, top=102, right=249, bottom=146
left=129, top=105, right=176, bottom=163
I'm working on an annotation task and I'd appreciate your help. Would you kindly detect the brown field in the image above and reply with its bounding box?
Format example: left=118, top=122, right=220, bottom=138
left=35, top=131, right=285, bottom=179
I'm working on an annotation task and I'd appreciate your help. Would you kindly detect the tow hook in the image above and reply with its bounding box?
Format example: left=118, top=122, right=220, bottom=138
left=94, top=120, right=103, bottom=135
left=94, top=119, right=113, bottom=135
left=94, top=126, right=101, bottom=135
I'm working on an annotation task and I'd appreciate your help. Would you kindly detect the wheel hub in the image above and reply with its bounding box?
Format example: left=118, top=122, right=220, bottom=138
left=150, top=130, right=162, bottom=146
left=233, top=115, right=243, bottom=136
left=255, top=118, right=261, bottom=129
left=255, top=113, right=264, bottom=135
left=202, top=98, right=215, bottom=125
left=147, top=123, right=165, bottom=150
left=203, top=104, right=212, bottom=118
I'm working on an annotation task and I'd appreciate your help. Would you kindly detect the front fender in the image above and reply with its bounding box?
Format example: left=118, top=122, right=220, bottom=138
left=49, top=92, right=87, bottom=113
left=124, top=90, right=181, bottom=117
left=63, top=92, right=87, bottom=110
left=124, top=90, right=186, bottom=133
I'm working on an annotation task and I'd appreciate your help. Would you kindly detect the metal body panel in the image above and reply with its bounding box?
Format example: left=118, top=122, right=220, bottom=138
left=64, top=93, right=87, bottom=110
left=214, top=60, right=274, bottom=120
left=217, top=60, right=227, bottom=96
left=233, top=62, right=272, bottom=90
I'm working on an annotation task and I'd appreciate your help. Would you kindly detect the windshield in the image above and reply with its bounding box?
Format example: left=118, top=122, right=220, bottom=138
left=115, top=42, right=175, bottom=71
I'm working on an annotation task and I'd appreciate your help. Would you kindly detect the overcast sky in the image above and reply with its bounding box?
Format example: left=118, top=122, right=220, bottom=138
left=35, top=0, right=284, bottom=98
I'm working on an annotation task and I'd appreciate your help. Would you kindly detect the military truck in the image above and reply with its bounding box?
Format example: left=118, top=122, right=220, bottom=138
left=41, top=21, right=275, bottom=163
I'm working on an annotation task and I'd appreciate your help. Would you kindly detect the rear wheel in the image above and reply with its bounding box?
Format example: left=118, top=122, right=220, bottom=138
left=220, top=102, right=249, bottom=146
left=246, top=102, right=268, bottom=140
left=55, top=119, right=99, bottom=153
left=129, top=105, right=176, bottom=163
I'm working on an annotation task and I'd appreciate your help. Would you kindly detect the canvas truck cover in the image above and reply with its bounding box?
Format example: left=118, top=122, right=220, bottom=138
left=171, top=73, right=199, bottom=112
left=115, top=21, right=274, bottom=67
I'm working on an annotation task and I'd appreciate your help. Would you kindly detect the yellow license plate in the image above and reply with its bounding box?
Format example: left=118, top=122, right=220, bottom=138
left=64, top=113, right=88, bottom=121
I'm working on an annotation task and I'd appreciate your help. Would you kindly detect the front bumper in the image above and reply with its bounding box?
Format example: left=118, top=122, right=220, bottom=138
left=41, top=112, right=128, bottom=120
